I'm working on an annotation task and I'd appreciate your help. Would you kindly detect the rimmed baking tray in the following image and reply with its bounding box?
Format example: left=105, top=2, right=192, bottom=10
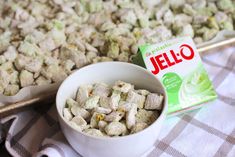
left=1, top=34, right=235, bottom=118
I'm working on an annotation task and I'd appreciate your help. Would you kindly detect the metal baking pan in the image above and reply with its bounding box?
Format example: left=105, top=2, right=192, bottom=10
left=1, top=36, right=235, bottom=118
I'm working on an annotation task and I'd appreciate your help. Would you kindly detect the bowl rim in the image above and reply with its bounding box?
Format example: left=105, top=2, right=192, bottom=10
left=56, top=61, right=168, bottom=141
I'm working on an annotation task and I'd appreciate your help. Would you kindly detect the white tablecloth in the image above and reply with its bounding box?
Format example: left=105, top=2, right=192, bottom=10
left=1, top=47, right=235, bottom=157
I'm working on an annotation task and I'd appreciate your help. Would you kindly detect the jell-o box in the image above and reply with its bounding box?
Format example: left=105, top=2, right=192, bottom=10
left=133, top=37, right=217, bottom=115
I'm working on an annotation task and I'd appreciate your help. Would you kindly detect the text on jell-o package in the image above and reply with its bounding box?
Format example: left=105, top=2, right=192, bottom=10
left=133, top=37, right=217, bottom=115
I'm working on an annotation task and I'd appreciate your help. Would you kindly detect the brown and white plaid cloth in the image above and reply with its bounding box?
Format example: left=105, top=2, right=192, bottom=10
left=0, top=46, right=235, bottom=157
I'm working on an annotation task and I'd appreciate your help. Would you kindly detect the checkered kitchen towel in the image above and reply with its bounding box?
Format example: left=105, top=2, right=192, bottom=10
left=0, top=46, right=235, bottom=157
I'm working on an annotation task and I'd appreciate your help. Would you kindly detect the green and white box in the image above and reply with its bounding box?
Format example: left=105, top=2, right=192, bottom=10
left=133, top=37, right=217, bottom=115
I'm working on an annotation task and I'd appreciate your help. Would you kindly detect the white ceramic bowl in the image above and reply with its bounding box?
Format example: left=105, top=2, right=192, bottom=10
left=56, top=62, right=168, bottom=157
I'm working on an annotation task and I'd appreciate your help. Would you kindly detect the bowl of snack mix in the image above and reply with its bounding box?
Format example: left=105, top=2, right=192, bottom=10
left=56, top=62, right=167, bottom=157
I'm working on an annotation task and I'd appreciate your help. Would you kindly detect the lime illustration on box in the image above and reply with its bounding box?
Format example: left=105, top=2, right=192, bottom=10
left=133, top=37, right=217, bottom=114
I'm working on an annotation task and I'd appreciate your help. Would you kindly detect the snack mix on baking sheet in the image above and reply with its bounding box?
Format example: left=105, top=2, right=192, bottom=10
left=0, top=0, right=235, bottom=96
left=62, top=81, right=163, bottom=137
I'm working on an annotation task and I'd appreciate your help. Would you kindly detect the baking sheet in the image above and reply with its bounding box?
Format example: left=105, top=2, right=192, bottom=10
left=0, top=83, right=60, bottom=106
left=1, top=30, right=235, bottom=106
left=197, top=30, right=235, bottom=47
